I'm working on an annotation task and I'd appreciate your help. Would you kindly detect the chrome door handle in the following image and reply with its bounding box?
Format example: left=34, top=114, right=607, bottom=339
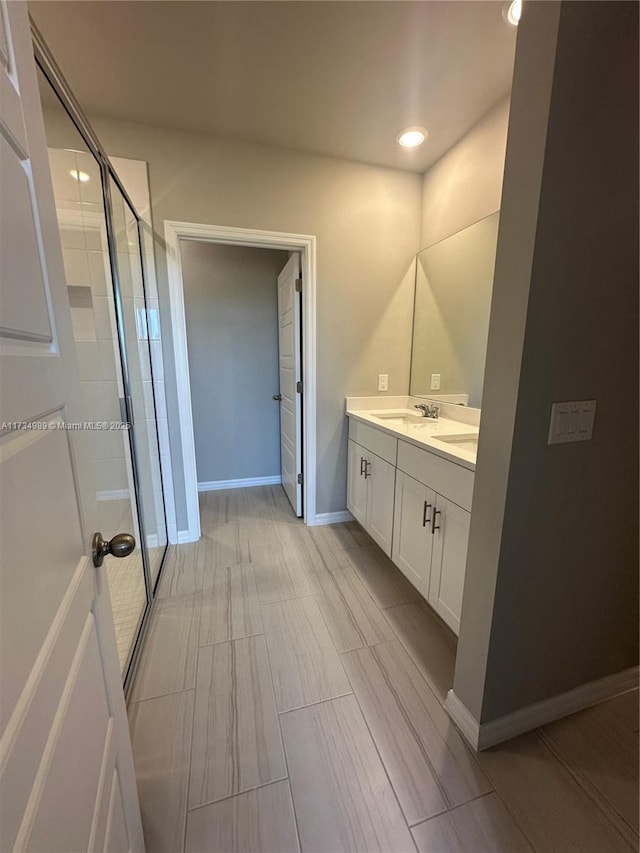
left=422, top=501, right=432, bottom=527
left=92, top=532, right=136, bottom=567
left=272, top=394, right=282, bottom=401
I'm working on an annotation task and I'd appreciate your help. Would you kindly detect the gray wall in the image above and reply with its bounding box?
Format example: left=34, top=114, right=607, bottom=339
left=455, top=0, right=639, bottom=723
left=84, top=119, right=422, bottom=523
left=180, top=241, right=287, bottom=484
left=420, top=96, right=510, bottom=250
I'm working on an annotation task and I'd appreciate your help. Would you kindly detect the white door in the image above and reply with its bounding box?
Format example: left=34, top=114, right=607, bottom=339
left=346, top=440, right=368, bottom=527
left=277, top=253, right=302, bottom=516
left=428, top=498, right=471, bottom=635
left=365, top=453, right=396, bottom=557
left=0, top=4, right=144, bottom=851
left=392, top=471, right=436, bottom=594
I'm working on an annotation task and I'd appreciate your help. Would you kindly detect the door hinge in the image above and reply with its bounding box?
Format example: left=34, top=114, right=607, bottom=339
left=296, top=380, right=303, bottom=394
left=295, top=277, right=302, bottom=293
left=297, top=473, right=304, bottom=485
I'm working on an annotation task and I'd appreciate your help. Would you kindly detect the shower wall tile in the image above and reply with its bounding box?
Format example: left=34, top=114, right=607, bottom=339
left=62, top=247, right=91, bottom=287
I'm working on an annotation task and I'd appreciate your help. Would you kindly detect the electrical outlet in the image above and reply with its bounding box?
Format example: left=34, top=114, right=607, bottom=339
left=378, top=374, right=389, bottom=392
left=430, top=374, right=441, bottom=390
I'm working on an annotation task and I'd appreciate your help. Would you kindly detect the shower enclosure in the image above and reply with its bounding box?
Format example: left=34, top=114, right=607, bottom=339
left=33, top=26, right=170, bottom=689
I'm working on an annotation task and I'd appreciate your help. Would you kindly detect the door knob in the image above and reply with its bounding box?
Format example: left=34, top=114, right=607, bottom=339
left=272, top=394, right=282, bottom=401
left=92, top=531, right=136, bottom=567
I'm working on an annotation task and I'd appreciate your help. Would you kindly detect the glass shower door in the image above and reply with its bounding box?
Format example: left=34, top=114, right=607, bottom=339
left=107, top=177, right=168, bottom=591
left=37, top=68, right=149, bottom=674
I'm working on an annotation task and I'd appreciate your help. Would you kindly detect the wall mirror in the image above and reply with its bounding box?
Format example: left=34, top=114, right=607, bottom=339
left=409, top=211, right=499, bottom=409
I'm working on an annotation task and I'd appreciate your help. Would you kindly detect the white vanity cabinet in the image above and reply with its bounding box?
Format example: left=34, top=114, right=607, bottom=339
left=347, top=421, right=397, bottom=556
left=346, top=411, right=475, bottom=635
left=394, top=440, right=474, bottom=634
left=392, top=471, right=436, bottom=593
left=393, top=473, right=471, bottom=633
left=428, top=498, right=470, bottom=634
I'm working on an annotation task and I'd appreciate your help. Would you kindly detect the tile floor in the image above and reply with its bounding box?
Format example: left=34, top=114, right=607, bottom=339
left=127, top=485, right=639, bottom=853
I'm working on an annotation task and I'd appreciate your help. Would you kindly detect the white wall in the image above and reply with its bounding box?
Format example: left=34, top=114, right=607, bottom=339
left=85, top=118, right=423, bottom=522
left=180, top=241, right=288, bottom=485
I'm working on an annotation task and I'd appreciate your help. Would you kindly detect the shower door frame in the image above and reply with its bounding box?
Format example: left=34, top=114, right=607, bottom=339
left=31, top=19, right=170, bottom=694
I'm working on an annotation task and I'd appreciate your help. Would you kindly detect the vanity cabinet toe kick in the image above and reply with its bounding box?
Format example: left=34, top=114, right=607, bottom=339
left=347, top=416, right=474, bottom=635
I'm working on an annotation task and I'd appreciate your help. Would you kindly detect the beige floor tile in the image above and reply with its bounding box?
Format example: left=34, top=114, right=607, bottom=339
left=199, top=564, right=263, bottom=646
left=157, top=542, right=201, bottom=598
left=343, top=543, right=420, bottom=610
left=308, top=521, right=370, bottom=554
left=383, top=600, right=456, bottom=704
left=129, top=690, right=194, bottom=853
left=252, top=542, right=312, bottom=604
left=185, top=780, right=300, bottom=853
left=307, top=567, right=396, bottom=652
left=411, top=793, right=532, bottom=853
left=279, top=525, right=353, bottom=574
left=343, top=641, right=491, bottom=825
left=202, top=523, right=252, bottom=569
left=130, top=593, right=200, bottom=701
left=540, top=690, right=639, bottom=836
left=478, top=731, right=636, bottom=852
left=281, top=695, right=416, bottom=852
left=189, top=636, right=286, bottom=808
left=261, top=596, right=351, bottom=712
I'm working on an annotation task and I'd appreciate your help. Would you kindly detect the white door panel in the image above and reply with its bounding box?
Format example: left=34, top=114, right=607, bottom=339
left=429, top=499, right=470, bottom=635
left=392, top=471, right=435, bottom=594
left=0, top=4, right=143, bottom=850
left=347, top=440, right=367, bottom=526
left=366, top=453, right=396, bottom=557
left=277, top=253, right=302, bottom=516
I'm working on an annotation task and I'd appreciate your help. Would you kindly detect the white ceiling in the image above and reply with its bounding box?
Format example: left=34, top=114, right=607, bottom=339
left=29, top=1, right=517, bottom=173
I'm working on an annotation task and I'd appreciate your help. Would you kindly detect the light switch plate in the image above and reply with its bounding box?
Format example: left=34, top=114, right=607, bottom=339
left=431, top=373, right=441, bottom=390
left=548, top=400, right=596, bottom=444
left=378, top=373, right=388, bottom=392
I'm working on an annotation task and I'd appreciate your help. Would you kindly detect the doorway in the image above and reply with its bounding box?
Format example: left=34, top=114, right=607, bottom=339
left=179, top=241, right=300, bottom=521
left=164, top=221, right=318, bottom=540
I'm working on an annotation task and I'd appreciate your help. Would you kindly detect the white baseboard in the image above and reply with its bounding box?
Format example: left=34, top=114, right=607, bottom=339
left=197, top=475, right=282, bottom=492
left=446, top=665, right=639, bottom=751
left=308, top=510, right=354, bottom=526
left=177, top=529, right=198, bottom=544
left=96, top=488, right=130, bottom=502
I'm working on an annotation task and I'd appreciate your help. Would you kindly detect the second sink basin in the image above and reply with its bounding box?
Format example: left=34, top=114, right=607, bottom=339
left=431, top=433, right=479, bottom=454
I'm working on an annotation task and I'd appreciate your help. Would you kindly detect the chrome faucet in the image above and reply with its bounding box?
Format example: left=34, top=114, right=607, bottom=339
left=414, top=403, right=440, bottom=419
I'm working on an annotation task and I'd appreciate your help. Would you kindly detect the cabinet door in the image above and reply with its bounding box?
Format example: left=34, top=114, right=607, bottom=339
left=366, top=453, right=396, bottom=557
left=392, top=471, right=436, bottom=594
left=429, top=498, right=471, bottom=635
left=347, top=440, right=368, bottom=526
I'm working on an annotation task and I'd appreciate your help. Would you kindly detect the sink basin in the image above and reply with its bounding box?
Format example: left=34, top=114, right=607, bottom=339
left=372, top=411, right=426, bottom=426
left=431, top=433, right=479, bottom=454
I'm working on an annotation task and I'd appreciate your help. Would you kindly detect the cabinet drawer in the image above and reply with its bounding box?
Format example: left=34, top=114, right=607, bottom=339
left=397, top=440, right=474, bottom=512
left=348, top=419, right=397, bottom=465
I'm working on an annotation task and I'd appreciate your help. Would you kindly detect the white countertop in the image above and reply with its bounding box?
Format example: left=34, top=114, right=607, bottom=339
left=346, top=399, right=479, bottom=471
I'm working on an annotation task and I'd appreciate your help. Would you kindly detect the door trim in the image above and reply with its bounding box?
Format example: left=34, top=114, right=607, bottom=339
left=164, top=220, right=318, bottom=538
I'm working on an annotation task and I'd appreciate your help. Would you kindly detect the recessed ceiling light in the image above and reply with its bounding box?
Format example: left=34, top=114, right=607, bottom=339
left=396, top=127, right=428, bottom=148
left=70, top=169, right=90, bottom=182
left=503, top=0, right=522, bottom=26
